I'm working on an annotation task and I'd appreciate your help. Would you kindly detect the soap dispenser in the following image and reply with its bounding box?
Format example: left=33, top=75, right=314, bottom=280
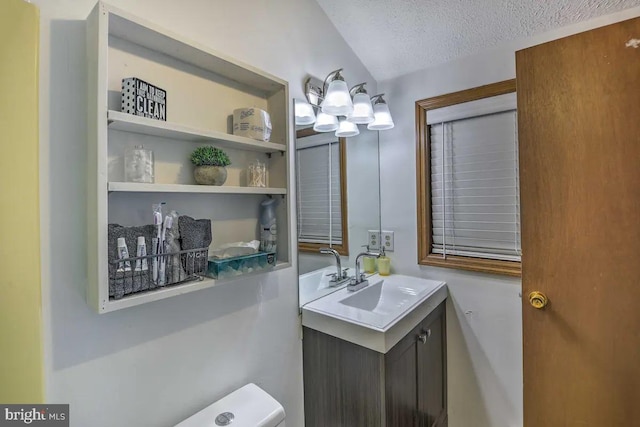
left=378, top=248, right=391, bottom=276
left=362, top=245, right=377, bottom=274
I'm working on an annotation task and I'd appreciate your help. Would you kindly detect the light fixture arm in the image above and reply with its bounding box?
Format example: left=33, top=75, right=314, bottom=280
left=370, top=93, right=387, bottom=105
left=322, top=68, right=345, bottom=98
left=349, top=82, right=368, bottom=97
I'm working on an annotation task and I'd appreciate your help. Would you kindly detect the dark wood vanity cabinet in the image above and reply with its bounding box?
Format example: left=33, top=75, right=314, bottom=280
left=303, top=302, right=447, bottom=427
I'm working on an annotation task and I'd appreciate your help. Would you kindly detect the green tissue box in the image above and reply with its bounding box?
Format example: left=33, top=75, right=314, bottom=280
left=207, top=252, right=276, bottom=279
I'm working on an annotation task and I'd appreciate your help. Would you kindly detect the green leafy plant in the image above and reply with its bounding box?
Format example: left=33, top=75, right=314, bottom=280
left=190, top=146, right=231, bottom=167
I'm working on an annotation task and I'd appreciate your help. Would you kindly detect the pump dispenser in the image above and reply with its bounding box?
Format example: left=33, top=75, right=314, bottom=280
left=378, top=247, right=391, bottom=276
left=362, top=244, right=376, bottom=274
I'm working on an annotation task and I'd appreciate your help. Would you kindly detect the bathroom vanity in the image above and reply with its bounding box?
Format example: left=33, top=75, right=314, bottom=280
left=301, top=275, right=447, bottom=427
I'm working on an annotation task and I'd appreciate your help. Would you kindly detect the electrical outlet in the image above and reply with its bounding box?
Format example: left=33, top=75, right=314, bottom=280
left=381, top=231, right=394, bottom=251
left=368, top=230, right=381, bottom=250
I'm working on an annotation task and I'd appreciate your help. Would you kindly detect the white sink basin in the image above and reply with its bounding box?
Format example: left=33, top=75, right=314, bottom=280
left=339, top=279, right=422, bottom=313
left=302, top=274, right=447, bottom=353
left=298, top=267, right=355, bottom=307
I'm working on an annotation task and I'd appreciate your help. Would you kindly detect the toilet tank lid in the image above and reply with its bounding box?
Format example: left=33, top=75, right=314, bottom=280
left=175, top=383, right=285, bottom=427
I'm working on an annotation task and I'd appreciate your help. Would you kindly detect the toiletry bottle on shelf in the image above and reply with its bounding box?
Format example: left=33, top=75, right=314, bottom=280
left=117, top=237, right=132, bottom=272
left=259, top=198, right=278, bottom=254
left=362, top=245, right=376, bottom=274
left=378, top=249, right=391, bottom=276
left=134, top=236, right=148, bottom=272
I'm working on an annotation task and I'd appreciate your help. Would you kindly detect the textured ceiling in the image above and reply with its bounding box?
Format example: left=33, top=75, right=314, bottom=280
left=315, top=0, right=640, bottom=81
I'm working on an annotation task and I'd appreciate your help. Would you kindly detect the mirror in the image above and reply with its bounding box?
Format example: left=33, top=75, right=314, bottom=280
left=296, top=109, right=382, bottom=307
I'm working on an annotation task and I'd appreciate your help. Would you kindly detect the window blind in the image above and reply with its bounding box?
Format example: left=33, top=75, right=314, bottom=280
left=429, top=110, right=521, bottom=261
left=297, top=142, right=342, bottom=245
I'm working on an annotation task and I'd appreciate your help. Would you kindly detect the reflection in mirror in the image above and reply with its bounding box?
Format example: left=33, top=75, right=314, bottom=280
left=296, top=130, right=348, bottom=256
left=296, top=121, right=381, bottom=308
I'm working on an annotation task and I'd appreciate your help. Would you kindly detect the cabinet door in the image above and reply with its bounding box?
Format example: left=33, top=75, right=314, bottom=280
left=385, top=322, right=421, bottom=427
left=417, top=304, right=447, bottom=427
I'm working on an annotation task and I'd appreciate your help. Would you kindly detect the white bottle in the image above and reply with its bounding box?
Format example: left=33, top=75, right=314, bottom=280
left=134, top=236, right=148, bottom=272
left=117, top=237, right=132, bottom=272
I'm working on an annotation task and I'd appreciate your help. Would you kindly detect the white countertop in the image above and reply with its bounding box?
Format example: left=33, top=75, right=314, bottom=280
left=302, top=274, right=447, bottom=353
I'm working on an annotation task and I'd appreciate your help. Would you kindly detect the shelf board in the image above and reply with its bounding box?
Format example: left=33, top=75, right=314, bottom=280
left=108, top=182, right=287, bottom=195
left=105, top=3, right=286, bottom=95
left=107, top=110, right=285, bottom=154
left=101, top=262, right=291, bottom=313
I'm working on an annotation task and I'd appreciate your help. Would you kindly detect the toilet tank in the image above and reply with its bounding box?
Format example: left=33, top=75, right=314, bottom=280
left=175, top=383, right=285, bottom=427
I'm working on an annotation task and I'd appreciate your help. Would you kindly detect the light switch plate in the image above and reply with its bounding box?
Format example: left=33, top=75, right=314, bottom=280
left=381, top=231, right=394, bottom=251
left=368, top=230, right=381, bottom=250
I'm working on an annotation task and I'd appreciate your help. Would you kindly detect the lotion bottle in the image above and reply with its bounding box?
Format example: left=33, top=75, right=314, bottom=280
left=362, top=245, right=377, bottom=274
left=378, top=248, right=391, bottom=276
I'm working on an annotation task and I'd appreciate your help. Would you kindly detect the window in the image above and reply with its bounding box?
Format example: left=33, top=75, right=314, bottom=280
left=296, top=129, right=349, bottom=255
left=416, top=80, right=521, bottom=276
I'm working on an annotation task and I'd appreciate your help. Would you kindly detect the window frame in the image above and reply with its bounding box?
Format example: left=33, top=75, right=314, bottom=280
left=415, top=79, right=521, bottom=277
left=296, top=127, right=349, bottom=256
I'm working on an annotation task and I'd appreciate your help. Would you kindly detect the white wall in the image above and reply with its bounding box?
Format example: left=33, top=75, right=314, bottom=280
left=377, top=6, right=640, bottom=427
left=35, top=1, right=374, bottom=426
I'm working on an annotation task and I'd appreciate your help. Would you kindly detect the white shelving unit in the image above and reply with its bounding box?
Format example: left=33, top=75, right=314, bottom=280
left=104, top=262, right=290, bottom=312
left=107, top=110, right=286, bottom=154
left=87, top=2, right=291, bottom=313
left=108, top=182, right=287, bottom=195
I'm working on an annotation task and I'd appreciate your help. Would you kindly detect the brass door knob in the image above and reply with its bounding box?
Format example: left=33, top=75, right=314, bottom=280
left=528, top=291, right=548, bottom=309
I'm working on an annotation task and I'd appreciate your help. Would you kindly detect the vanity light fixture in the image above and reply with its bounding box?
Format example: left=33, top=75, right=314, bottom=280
left=313, top=111, right=339, bottom=132
left=347, top=83, right=375, bottom=124
left=295, top=72, right=394, bottom=135
left=294, top=98, right=316, bottom=125
left=335, top=118, right=360, bottom=137
left=367, top=94, right=395, bottom=131
left=321, top=69, right=354, bottom=116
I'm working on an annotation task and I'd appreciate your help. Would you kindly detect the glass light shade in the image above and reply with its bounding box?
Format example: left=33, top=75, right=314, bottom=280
left=294, top=99, right=316, bottom=125
left=367, top=102, right=395, bottom=130
left=313, top=111, right=339, bottom=132
left=335, top=118, right=360, bottom=137
left=322, top=79, right=354, bottom=116
left=347, top=92, right=375, bottom=124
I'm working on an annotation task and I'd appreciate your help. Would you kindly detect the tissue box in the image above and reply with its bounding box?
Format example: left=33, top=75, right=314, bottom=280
left=121, top=77, right=167, bottom=121
left=207, top=252, right=276, bottom=279
left=233, top=108, right=272, bottom=141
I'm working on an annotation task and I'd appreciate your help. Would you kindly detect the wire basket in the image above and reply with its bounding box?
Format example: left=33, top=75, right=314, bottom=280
left=109, top=247, right=209, bottom=300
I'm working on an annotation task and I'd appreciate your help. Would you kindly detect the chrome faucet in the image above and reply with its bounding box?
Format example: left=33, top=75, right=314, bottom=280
left=349, top=251, right=381, bottom=292
left=319, top=248, right=349, bottom=286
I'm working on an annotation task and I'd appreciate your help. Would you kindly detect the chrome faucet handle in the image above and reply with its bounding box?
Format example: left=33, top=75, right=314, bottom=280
left=320, top=247, right=343, bottom=283
left=342, top=268, right=349, bottom=278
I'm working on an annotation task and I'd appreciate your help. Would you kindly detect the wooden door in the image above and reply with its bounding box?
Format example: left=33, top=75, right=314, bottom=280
left=517, top=18, right=640, bottom=426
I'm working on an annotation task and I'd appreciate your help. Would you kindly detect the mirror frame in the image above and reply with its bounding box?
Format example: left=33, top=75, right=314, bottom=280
left=296, top=128, right=350, bottom=256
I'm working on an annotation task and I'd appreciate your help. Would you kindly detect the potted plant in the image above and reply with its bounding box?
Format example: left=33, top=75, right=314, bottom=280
left=190, top=146, right=231, bottom=185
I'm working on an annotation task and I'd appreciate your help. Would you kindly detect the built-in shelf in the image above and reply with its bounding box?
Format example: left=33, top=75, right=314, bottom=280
left=107, top=110, right=285, bottom=154
left=108, top=182, right=287, bottom=195
left=102, top=262, right=290, bottom=313
left=87, top=2, right=291, bottom=313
